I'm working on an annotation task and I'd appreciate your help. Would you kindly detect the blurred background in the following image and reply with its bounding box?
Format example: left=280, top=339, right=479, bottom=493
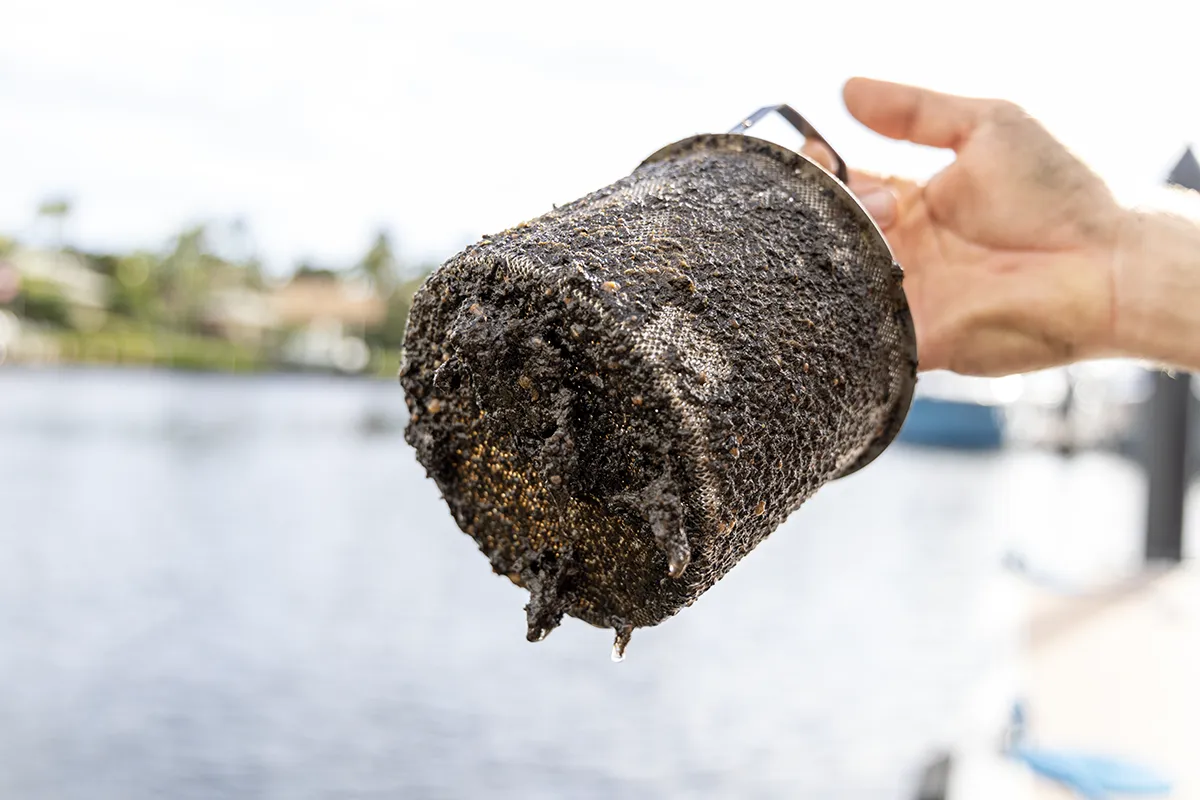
left=2, top=1, right=1198, bottom=798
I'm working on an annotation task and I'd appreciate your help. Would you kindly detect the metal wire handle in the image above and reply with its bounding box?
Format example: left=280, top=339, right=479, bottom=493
left=730, top=105, right=849, bottom=184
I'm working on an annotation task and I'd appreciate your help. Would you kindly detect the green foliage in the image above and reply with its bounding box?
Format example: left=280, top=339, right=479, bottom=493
left=159, top=334, right=261, bottom=372
left=88, top=253, right=121, bottom=278
left=240, top=257, right=266, bottom=291
left=37, top=198, right=71, bottom=219
left=53, top=327, right=262, bottom=372
left=358, top=229, right=398, bottom=293
left=370, top=347, right=402, bottom=380
left=367, top=275, right=426, bottom=350
left=18, top=277, right=72, bottom=327
left=294, top=263, right=339, bottom=281
left=3, top=215, right=434, bottom=378
left=107, top=253, right=162, bottom=322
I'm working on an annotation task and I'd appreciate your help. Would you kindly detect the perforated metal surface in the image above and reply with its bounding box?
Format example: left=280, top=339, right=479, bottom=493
left=401, top=134, right=916, bottom=653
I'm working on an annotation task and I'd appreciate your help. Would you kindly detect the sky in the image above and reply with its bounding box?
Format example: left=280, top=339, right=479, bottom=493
left=3, top=0, right=1198, bottom=274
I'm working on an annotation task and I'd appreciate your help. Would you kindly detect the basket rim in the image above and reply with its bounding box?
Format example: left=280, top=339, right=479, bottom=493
left=639, top=133, right=919, bottom=477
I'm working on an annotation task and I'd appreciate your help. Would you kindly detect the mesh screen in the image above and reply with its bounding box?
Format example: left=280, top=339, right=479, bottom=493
left=400, top=134, right=916, bottom=655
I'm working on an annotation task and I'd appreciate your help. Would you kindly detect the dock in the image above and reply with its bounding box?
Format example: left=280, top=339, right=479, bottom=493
left=945, top=564, right=1199, bottom=799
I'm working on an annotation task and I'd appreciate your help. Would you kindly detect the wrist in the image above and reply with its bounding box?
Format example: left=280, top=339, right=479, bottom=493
left=1110, top=201, right=1200, bottom=369
left=1106, top=208, right=1149, bottom=359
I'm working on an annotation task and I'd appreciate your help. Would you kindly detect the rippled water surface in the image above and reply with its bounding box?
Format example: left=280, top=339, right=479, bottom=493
left=0, top=368, right=1160, bottom=799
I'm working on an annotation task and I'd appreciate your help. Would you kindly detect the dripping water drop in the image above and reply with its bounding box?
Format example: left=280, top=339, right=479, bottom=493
left=611, top=624, right=633, bottom=663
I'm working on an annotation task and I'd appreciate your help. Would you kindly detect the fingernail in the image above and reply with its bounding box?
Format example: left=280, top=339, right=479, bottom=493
left=859, top=188, right=897, bottom=227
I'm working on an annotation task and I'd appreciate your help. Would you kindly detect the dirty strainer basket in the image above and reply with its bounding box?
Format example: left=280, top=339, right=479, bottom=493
left=400, top=106, right=917, bottom=658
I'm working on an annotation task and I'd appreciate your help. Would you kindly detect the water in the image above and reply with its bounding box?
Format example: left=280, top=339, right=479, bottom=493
left=0, top=367, right=1171, bottom=799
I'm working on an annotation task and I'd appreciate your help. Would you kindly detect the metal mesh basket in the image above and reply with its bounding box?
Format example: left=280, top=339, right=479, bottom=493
left=401, top=107, right=917, bottom=658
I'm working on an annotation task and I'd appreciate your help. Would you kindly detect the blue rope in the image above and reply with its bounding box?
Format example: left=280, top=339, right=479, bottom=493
left=1006, top=702, right=1172, bottom=798
left=1011, top=746, right=1173, bottom=799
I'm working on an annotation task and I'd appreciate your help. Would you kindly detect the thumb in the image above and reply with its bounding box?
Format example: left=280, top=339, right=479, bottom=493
left=844, top=77, right=983, bottom=150
left=853, top=182, right=898, bottom=229
left=799, top=141, right=899, bottom=228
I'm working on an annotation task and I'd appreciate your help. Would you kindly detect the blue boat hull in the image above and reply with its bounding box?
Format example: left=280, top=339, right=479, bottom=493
left=897, top=397, right=1004, bottom=450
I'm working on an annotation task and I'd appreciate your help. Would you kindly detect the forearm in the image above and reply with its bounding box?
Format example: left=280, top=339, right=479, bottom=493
left=1110, top=201, right=1200, bottom=371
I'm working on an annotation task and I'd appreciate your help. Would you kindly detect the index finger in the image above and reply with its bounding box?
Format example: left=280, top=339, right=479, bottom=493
left=844, top=77, right=985, bottom=150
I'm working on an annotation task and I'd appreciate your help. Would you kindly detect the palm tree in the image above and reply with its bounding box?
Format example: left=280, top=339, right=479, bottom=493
left=357, top=229, right=398, bottom=296
left=36, top=197, right=72, bottom=251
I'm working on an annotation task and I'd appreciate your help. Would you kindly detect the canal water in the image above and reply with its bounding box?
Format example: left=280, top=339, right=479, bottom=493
left=0, top=368, right=1160, bottom=799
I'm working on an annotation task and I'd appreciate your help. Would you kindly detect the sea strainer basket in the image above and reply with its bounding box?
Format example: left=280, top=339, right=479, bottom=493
left=400, top=106, right=917, bottom=658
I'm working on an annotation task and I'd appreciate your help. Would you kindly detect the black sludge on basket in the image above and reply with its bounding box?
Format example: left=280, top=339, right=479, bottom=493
left=401, top=130, right=917, bottom=657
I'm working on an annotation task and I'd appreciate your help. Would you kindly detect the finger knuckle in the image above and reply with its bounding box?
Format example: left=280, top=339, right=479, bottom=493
left=989, top=99, right=1027, bottom=123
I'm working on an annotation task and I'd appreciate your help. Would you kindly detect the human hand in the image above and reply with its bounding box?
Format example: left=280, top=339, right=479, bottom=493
left=804, top=78, right=1127, bottom=376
